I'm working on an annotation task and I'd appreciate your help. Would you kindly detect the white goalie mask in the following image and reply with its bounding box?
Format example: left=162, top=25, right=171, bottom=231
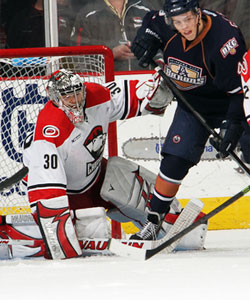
left=47, top=69, right=86, bottom=124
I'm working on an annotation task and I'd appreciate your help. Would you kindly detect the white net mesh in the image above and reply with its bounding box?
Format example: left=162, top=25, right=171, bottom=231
left=0, top=46, right=114, bottom=215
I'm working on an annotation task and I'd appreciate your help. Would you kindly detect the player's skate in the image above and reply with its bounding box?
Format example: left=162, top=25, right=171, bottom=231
left=130, top=210, right=164, bottom=240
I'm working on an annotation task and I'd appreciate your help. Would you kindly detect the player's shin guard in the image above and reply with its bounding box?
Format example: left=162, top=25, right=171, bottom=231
left=36, top=196, right=82, bottom=259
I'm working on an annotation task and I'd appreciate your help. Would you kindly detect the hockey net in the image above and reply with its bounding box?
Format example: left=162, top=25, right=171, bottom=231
left=0, top=46, right=118, bottom=219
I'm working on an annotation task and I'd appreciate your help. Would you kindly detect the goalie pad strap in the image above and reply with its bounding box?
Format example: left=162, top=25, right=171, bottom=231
left=36, top=196, right=82, bottom=259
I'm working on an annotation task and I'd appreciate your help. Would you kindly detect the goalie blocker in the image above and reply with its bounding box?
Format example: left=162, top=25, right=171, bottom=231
left=0, top=157, right=207, bottom=259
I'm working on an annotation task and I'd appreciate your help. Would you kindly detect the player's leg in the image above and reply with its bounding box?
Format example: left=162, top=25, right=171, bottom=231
left=129, top=106, right=210, bottom=240
left=100, top=155, right=207, bottom=248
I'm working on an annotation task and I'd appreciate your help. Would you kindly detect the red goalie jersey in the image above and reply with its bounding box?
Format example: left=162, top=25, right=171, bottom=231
left=22, top=78, right=164, bottom=207
left=241, top=49, right=250, bottom=126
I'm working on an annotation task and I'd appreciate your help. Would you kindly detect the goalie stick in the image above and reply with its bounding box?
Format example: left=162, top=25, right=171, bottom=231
left=108, top=198, right=204, bottom=260
left=0, top=166, right=29, bottom=192
left=150, top=60, right=250, bottom=177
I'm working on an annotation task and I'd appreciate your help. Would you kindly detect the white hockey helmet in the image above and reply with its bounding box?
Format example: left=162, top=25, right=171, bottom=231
left=47, top=69, right=86, bottom=124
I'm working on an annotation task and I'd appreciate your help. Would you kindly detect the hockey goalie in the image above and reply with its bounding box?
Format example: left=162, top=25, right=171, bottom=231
left=0, top=69, right=207, bottom=259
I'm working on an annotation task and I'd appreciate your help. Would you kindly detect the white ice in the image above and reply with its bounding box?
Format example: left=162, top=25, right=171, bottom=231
left=1, top=229, right=250, bottom=300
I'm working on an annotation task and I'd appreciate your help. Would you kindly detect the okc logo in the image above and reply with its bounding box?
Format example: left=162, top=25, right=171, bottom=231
left=0, top=83, right=48, bottom=162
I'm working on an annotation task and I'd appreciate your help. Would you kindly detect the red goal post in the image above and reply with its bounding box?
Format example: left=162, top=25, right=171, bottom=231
left=0, top=45, right=121, bottom=238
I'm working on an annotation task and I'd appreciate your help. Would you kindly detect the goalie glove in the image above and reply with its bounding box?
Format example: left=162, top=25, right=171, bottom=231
left=140, top=68, right=174, bottom=116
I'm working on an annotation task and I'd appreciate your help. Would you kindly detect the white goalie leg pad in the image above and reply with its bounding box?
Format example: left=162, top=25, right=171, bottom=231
left=161, top=212, right=208, bottom=250
left=0, top=244, right=10, bottom=259
left=175, top=223, right=208, bottom=250
left=4, top=214, right=44, bottom=259
left=36, top=196, right=82, bottom=259
left=101, top=156, right=182, bottom=228
left=75, top=207, right=110, bottom=239
left=101, top=156, right=156, bottom=226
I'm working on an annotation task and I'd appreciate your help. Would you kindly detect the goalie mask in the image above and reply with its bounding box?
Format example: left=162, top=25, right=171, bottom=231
left=47, top=69, right=86, bottom=124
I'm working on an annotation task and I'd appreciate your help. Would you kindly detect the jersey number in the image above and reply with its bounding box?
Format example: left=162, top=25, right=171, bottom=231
left=44, top=154, right=58, bottom=169
left=244, top=85, right=249, bottom=99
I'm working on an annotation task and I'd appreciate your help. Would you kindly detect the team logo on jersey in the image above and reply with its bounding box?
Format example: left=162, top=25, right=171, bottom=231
left=238, top=51, right=249, bottom=76
left=84, top=126, right=106, bottom=176
left=220, top=37, right=239, bottom=58
left=165, top=58, right=206, bottom=90
left=173, top=135, right=181, bottom=144
left=43, top=125, right=60, bottom=138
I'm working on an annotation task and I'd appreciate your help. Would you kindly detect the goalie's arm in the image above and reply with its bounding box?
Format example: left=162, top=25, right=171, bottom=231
left=104, top=74, right=173, bottom=123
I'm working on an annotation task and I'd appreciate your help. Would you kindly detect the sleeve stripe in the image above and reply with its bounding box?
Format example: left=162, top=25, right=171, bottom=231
left=28, top=183, right=66, bottom=191
left=121, top=80, right=129, bottom=120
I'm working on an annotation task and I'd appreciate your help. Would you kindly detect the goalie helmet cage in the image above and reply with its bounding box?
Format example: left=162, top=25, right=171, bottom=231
left=0, top=45, right=121, bottom=239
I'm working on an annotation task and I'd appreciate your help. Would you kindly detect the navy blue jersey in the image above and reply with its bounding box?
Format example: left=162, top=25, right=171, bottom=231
left=135, top=9, right=247, bottom=120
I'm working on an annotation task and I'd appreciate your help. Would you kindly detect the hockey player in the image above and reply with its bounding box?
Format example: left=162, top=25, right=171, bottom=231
left=0, top=67, right=178, bottom=260
left=129, top=0, right=250, bottom=240
left=241, top=49, right=250, bottom=126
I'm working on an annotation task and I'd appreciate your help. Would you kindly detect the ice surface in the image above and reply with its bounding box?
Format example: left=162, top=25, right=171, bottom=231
left=1, top=229, right=250, bottom=300
left=1, top=88, right=250, bottom=300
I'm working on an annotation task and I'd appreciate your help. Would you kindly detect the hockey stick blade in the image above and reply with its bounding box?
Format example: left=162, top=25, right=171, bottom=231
left=152, top=198, right=204, bottom=254
left=108, top=238, right=147, bottom=260
left=108, top=198, right=203, bottom=259
left=0, top=166, right=28, bottom=192
left=151, top=60, right=250, bottom=177
left=145, top=185, right=250, bottom=260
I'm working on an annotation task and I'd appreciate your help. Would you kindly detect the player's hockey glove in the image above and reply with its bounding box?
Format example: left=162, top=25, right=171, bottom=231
left=210, top=120, right=244, bottom=158
left=131, top=29, right=162, bottom=68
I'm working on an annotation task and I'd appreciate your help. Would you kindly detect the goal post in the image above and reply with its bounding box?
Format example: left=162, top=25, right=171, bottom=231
left=0, top=45, right=121, bottom=238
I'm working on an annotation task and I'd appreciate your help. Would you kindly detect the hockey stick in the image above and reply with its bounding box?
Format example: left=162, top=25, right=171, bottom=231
left=108, top=198, right=203, bottom=259
left=0, top=166, right=28, bottom=192
left=145, top=184, right=250, bottom=259
left=150, top=60, right=250, bottom=176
